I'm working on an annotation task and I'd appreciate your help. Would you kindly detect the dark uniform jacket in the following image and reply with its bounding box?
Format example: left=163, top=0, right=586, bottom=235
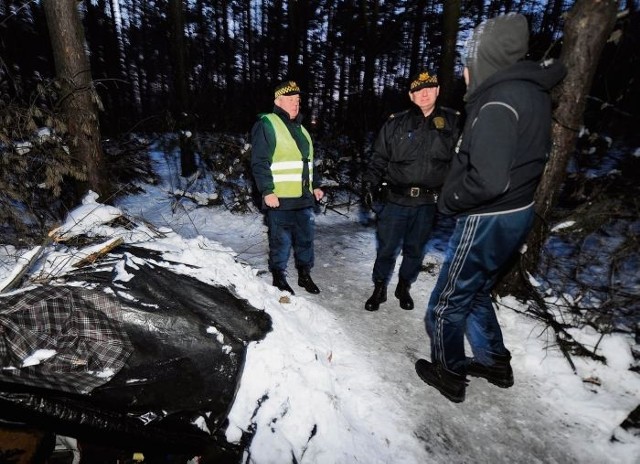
left=250, top=106, right=320, bottom=211
left=438, top=60, right=566, bottom=216
left=365, top=105, right=460, bottom=206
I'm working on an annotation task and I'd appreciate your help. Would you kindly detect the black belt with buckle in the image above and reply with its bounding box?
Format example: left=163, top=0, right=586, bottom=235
left=389, top=185, right=439, bottom=198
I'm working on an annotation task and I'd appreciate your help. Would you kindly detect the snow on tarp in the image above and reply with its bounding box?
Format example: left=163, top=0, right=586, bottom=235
left=0, top=245, right=272, bottom=454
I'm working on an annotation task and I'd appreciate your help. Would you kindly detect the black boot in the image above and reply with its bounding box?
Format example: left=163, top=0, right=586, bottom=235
left=394, top=279, right=414, bottom=310
left=365, top=280, right=387, bottom=311
left=298, top=268, right=320, bottom=294
left=415, top=359, right=467, bottom=403
left=467, top=352, right=514, bottom=388
left=272, top=270, right=295, bottom=294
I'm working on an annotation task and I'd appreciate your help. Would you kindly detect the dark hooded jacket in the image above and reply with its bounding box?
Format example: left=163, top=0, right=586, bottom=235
left=438, top=59, right=566, bottom=215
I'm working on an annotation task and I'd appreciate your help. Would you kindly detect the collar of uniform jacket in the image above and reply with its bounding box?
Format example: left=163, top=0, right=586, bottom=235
left=273, top=105, right=304, bottom=124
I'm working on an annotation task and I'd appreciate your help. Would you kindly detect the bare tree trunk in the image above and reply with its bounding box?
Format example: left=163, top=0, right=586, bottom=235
left=268, top=0, right=284, bottom=81
left=125, top=0, right=143, bottom=109
left=439, top=0, right=461, bottom=107
left=337, top=43, right=348, bottom=125
left=360, top=0, right=379, bottom=134
left=540, top=0, right=567, bottom=40
left=168, top=0, right=188, bottom=112
left=320, top=0, right=337, bottom=131
left=287, top=0, right=300, bottom=78
left=244, top=0, right=253, bottom=82
left=168, top=0, right=196, bottom=178
left=496, top=0, right=618, bottom=297
left=473, top=0, right=485, bottom=23
left=42, top=0, right=107, bottom=199
left=537, top=0, right=617, bottom=220
left=109, top=0, right=127, bottom=80
left=298, top=1, right=312, bottom=95
left=221, top=0, right=235, bottom=94
left=408, top=0, right=427, bottom=79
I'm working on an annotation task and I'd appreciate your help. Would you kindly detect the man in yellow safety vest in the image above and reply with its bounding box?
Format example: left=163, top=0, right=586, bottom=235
left=251, top=80, right=324, bottom=295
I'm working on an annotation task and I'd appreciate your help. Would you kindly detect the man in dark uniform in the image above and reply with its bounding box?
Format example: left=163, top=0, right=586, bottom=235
left=251, top=80, right=324, bottom=295
left=363, top=70, right=460, bottom=312
left=415, top=14, right=566, bottom=403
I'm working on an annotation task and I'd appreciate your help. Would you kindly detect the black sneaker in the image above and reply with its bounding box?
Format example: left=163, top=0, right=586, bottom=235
left=467, top=358, right=514, bottom=388
left=415, top=359, right=467, bottom=403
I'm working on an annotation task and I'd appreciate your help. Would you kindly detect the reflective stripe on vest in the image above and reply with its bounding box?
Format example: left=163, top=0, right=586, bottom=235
left=264, top=113, right=314, bottom=198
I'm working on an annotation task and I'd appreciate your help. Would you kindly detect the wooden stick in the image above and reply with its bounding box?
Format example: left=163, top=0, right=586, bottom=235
left=0, top=245, right=47, bottom=294
left=72, top=237, right=124, bottom=268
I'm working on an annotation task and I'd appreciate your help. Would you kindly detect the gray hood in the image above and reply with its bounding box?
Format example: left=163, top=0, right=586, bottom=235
left=463, top=13, right=529, bottom=98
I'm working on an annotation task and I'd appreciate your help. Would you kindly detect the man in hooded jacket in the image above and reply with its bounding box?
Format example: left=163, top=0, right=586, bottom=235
left=415, top=13, right=566, bottom=403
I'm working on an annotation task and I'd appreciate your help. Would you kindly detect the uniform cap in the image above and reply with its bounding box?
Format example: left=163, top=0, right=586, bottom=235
left=274, top=80, right=301, bottom=98
left=409, top=70, right=439, bottom=92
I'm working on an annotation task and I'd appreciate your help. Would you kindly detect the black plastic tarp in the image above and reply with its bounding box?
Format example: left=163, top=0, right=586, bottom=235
left=0, top=245, right=272, bottom=454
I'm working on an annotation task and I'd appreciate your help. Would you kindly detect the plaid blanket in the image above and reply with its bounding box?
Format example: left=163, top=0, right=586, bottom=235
left=0, top=286, right=132, bottom=394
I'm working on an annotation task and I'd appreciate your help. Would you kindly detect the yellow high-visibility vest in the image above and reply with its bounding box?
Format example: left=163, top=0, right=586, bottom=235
left=264, top=114, right=314, bottom=198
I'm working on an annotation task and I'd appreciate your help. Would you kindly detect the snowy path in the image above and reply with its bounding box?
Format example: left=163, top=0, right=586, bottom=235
left=114, top=148, right=639, bottom=463
left=204, top=211, right=616, bottom=464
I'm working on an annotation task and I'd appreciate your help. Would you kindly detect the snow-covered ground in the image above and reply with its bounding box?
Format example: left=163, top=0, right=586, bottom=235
left=1, top=144, right=639, bottom=463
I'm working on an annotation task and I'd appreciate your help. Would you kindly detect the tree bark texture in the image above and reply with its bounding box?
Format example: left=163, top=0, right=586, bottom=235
left=408, top=0, right=427, bottom=79
left=168, top=0, right=196, bottom=177
left=439, top=0, right=461, bottom=107
left=360, top=0, right=380, bottom=134
left=497, top=0, right=618, bottom=297
left=43, top=0, right=106, bottom=198
left=320, top=0, right=337, bottom=130
left=168, top=0, right=188, bottom=114
left=536, top=0, right=618, bottom=221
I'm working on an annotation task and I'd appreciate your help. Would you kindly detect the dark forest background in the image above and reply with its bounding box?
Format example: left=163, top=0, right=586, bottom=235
left=2, top=0, right=638, bottom=140
left=1, top=1, right=639, bottom=262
